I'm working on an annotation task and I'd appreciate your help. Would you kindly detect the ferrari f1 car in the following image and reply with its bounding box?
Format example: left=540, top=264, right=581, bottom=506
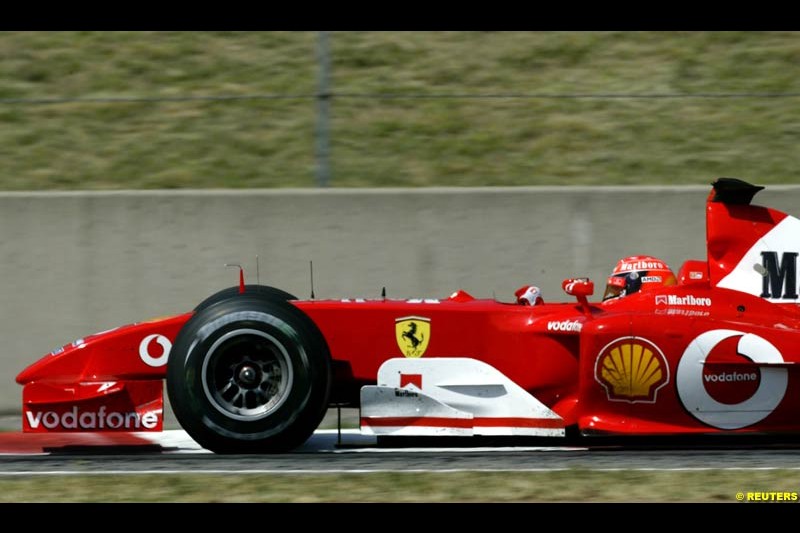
left=16, top=178, right=800, bottom=453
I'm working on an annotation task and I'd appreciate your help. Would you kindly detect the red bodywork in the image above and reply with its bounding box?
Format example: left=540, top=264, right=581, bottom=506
left=17, top=180, right=800, bottom=437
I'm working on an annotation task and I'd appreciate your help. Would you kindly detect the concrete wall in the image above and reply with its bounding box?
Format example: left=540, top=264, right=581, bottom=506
left=3, top=185, right=800, bottom=414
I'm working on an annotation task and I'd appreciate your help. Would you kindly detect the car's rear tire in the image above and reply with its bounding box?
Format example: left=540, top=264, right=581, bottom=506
left=167, top=295, right=330, bottom=453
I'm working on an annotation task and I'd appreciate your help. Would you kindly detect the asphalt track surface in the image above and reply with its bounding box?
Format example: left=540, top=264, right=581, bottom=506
left=5, top=430, right=800, bottom=474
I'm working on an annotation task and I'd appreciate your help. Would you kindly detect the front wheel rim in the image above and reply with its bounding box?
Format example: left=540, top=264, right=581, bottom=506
left=201, top=328, right=295, bottom=421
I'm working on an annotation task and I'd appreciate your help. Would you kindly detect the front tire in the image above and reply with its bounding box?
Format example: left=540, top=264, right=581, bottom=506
left=194, top=285, right=297, bottom=312
left=167, top=296, right=330, bottom=453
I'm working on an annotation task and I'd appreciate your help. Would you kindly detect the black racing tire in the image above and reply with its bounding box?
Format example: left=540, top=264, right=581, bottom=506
left=167, top=296, right=330, bottom=453
left=194, top=285, right=297, bottom=312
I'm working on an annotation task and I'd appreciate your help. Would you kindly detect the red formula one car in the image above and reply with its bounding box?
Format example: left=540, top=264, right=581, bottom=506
left=16, top=178, right=800, bottom=452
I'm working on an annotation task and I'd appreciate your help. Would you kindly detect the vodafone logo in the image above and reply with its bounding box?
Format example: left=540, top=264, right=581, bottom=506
left=676, top=329, right=787, bottom=429
left=25, top=406, right=160, bottom=430
left=139, top=334, right=172, bottom=367
left=704, top=371, right=758, bottom=383
left=547, top=320, right=582, bottom=333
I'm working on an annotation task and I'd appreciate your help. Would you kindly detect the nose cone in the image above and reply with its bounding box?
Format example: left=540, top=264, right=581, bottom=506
left=16, top=312, right=192, bottom=387
left=16, top=344, right=79, bottom=385
left=16, top=362, right=38, bottom=384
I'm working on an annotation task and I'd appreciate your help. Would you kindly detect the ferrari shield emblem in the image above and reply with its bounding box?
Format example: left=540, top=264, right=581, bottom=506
left=395, top=316, right=431, bottom=358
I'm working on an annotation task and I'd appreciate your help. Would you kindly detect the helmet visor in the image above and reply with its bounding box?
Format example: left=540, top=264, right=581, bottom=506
left=603, top=275, right=627, bottom=301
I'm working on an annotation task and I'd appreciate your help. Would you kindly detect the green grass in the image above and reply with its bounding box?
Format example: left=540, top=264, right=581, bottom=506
left=3, top=31, right=800, bottom=189
left=2, top=470, right=799, bottom=502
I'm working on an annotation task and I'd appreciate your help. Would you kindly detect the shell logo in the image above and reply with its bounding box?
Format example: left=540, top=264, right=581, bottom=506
left=594, top=337, right=669, bottom=403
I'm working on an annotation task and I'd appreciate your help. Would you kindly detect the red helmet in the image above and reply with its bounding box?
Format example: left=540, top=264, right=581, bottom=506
left=602, top=255, right=676, bottom=301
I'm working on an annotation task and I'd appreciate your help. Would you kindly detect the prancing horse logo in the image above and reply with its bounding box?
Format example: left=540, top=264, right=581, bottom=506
left=395, top=316, right=431, bottom=358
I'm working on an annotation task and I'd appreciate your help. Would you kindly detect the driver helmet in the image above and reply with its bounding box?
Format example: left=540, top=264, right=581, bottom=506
left=602, top=255, right=676, bottom=301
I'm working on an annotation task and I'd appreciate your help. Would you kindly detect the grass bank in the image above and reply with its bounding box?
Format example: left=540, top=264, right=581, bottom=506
left=1, top=32, right=800, bottom=188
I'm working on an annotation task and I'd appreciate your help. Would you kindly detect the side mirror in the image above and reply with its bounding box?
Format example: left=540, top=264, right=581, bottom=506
left=563, top=278, right=594, bottom=319
left=562, top=278, right=594, bottom=297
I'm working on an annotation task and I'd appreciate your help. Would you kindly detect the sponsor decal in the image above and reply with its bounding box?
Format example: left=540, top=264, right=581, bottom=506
left=676, top=329, right=787, bottom=429
left=594, top=337, right=669, bottom=403
left=139, top=334, right=172, bottom=367
left=641, top=276, right=662, bottom=283
left=760, top=251, right=799, bottom=299
left=400, top=373, right=422, bottom=388
left=617, top=260, right=667, bottom=271
left=689, top=271, right=704, bottom=280
left=704, top=371, right=758, bottom=383
left=654, top=308, right=710, bottom=317
left=394, top=389, right=419, bottom=398
left=395, top=317, right=431, bottom=358
left=406, top=299, right=441, bottom=304
left=25, top=406, right=160, bottom=431
left=715, top=217, right=800, bottom=302
left=655, top=294, right=712, bottom=306
left=547, top=320, right=583, bottom=333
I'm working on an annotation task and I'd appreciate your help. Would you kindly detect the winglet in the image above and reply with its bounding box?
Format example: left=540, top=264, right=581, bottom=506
left=709, top=178, right=765, bottom=205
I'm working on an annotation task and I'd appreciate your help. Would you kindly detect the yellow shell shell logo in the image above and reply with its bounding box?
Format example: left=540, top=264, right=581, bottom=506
left=594, top=337, right=669, bottom=403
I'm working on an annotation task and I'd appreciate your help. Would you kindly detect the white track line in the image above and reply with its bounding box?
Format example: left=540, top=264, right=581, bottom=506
left=337, top=447, right=587, bottom=453
left=3, top=429, right=796, bottom=475
left=136, top=429, right=589, bottom=454
left=0, top=428, right=587, bottom=455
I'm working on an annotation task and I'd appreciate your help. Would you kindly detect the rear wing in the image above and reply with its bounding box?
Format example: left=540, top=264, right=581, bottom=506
left=706, top=178, right=800, bottom=302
